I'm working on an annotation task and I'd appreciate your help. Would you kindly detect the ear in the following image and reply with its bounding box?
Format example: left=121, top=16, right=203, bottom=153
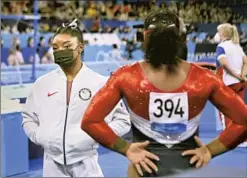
left=79, top=42, right=84, bottom=53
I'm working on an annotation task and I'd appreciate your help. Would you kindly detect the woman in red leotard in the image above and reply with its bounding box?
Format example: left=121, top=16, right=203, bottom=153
left=81, top=10, right=247, bottom=177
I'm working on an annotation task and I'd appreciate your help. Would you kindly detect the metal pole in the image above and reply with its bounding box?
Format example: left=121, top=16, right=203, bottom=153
left=31, top=0, right=39, bottom=80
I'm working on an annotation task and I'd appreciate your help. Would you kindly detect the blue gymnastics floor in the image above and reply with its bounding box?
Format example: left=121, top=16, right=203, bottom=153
left=11, top=140, right=247, bottom=177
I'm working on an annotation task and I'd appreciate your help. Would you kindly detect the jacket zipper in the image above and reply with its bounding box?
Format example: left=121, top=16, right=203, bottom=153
left=63, top=105, right=69, bottom=165
left=63, top=81, right=71, bottom=165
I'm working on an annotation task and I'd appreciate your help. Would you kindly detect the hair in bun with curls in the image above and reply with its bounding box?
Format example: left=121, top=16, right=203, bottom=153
left=53, top=19, right=83, bottom=43
left=143, top=10, right=185, bottom=71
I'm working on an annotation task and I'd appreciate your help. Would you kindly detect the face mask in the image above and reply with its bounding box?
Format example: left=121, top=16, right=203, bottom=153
left=53, top=46, right=79, bottom=68
left=214, top=33, right=221, bottom=43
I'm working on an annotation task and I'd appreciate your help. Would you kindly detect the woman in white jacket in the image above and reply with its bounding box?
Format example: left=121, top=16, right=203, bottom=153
left=215, top=23, right=247, bottom=147
left=22, top=19, right=131, bottom=177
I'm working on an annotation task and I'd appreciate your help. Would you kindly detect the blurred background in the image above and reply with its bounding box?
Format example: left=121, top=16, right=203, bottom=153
left=1, top=0, right=247, bottom=177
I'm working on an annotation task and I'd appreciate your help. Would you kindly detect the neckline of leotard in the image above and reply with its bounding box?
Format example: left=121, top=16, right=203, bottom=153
left=136, top=61, right=193, bottom=93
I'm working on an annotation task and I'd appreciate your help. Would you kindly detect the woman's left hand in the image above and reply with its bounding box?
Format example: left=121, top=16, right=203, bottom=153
left=182, top=136, right=212, bottom=168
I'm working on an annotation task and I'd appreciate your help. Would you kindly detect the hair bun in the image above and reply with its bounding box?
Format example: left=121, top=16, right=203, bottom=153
left=62, top=19, right=78, bottom=29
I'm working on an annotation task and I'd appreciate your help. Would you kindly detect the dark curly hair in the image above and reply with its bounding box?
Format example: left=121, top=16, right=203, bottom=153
left=143, top=10, right=184, bottom=71
left=53, top=19, right=83, bottom=43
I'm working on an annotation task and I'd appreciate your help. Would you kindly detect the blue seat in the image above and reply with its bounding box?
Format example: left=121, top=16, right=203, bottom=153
left=22, top=47, right=35, bottom=64
left=1, top=48, right=10, bottom=65
left=38, top=47, right=49, bottom=58
left=19, top=34, right=30, bottom=48
left=2, top=34, right=13, bottom=48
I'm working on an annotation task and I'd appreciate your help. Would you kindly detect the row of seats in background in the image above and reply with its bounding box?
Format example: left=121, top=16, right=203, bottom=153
left=1, top=45, right=145, bottom=66
left=1, top=24, right=246, bottom=66
left=1, top=33, right=134, bottom=48
left=0, top=31, right=210, bottom=48
left=1, top=22, right=247, bottom=48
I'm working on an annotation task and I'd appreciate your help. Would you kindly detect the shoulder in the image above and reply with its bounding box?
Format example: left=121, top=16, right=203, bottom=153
left=83, top=64, right=108, bottom=84
left=103, top=62, right=139, bottom=87
left=191, top=63, right=220, bottom=80
left=112, top=62, right=139, bottom=77
left=33, top=68, right=59, bottom=87
left=191, top=63, right=223, bottom=87
left=217, top=41, right=228, bottom=48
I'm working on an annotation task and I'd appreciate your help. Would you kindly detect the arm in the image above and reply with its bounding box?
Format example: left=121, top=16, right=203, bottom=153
left=216, top=46, right=242, bottom=80
left=7, top=56, right=14, bottom=66
left=241, top=55, right=247, bottom=79
left=81, top=71, right=131, bottom=155
left=22, top=85, right=40, bottom=145
left=19, top=53, right=25, bottom=65
left=104, top=100, right=131, bottom=137
left=208, top=77, right=247, bottom=156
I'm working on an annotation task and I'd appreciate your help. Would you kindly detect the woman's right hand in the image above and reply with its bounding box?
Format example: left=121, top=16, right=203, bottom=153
left=126, top=141, right=159, bottom=176
left=240, top=74, right=246, bottom=81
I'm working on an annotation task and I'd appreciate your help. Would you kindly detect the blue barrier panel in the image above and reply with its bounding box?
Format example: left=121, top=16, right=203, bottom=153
left=1, top=48, right=9, bottom=65
left=0, top=61, right=139, bottom=85
left=189, top=43, right=217, bottom=64
left=1, top=112, right=29, bottom=177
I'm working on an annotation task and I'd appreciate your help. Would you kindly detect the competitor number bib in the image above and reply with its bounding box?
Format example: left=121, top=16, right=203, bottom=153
left=149, top=92, right=189, bottom=139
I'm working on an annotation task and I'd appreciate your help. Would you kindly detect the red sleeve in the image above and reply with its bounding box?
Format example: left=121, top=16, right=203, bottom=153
left=209, top=76, right=247, bottom=149
left=81, top=70, right=122, bottom=147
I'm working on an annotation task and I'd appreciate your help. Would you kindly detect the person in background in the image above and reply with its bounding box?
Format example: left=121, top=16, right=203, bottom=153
left=1, top=37, right=3, bottom=47
left=125, top=38, right=138, bottom=60
left=191, top=36, right=197, bottom=44
left=22, top=19, right=131, bottom=177
left=27, top=37, right=34, bottom=47
left=15, top=45, right=25, bottom=64
left=7, top=49, right=17, bottom=66
left=29, top=48, right=41, bottom=64
left=38, top=36, right=46, bottom=47
left=12, top=37, right=20, bottom=49
left=7, top=47, right=24, bottom=66
left=90, top=16, right=101, bottom=33
left=202, top=35, right=211, bottom=44
left=42, top=38, right=54, bottom=64
left=214, top=23, right=247, bottom=147
left=110, top=44, right=123, bottom=61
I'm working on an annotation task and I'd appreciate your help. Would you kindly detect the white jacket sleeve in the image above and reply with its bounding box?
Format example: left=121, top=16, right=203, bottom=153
left=104, top=100, right=131, bottom=137
left=22, top=85, right=40, bottom=145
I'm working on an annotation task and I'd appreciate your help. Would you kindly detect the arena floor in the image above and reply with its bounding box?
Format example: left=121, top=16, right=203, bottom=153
left=11, top=140, right=247, bottom=177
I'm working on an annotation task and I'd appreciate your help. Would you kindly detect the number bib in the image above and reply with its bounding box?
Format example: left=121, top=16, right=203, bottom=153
left=149, top=92, right=189, bottom=140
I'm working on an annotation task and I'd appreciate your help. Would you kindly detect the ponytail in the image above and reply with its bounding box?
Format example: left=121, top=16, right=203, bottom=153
left=231, top=25, right=239, bottom=44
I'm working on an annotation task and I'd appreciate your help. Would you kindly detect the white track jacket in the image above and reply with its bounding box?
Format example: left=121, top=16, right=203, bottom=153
left=22, top=64, right=131, bottom=165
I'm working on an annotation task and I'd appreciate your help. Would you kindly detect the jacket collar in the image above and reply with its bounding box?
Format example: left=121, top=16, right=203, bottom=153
left=57, top=62, right=89, bottom=81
